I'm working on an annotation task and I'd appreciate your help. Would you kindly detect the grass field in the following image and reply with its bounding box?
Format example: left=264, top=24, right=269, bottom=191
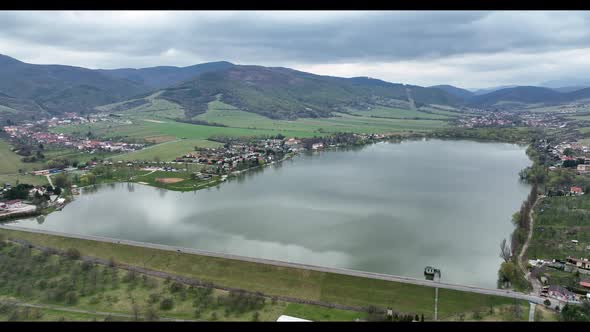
left=120, top=99, right=186, bottom=120
left=0, top=105, right=18, bottom=114
left=0, top=174, right=48, bottom=187
left=282, top=303, right=367, bottom=321
left=111, top=139, right=222, bottom=162
left=347, top=105, right=451, bottom=120
left=0, top=228, right=528, bottom=321
left=0, top=139, right=45, bottom=175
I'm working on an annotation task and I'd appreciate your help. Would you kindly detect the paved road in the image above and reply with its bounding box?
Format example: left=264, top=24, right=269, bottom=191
left=529, top=303, right=536, bottom=322
left=0, top=224, right=546, bottom=305
left=0, top=299, right=193, bottom=321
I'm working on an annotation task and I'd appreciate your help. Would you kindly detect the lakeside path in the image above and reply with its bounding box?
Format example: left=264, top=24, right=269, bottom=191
left=517, top=195, right=544, bottom=295
left=0, top=224, right=546, bottom=306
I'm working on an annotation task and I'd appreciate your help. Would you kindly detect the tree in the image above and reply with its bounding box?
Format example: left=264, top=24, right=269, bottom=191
left=53, top=173, right=71, bottom=189
left=252, top=311, right=260, bottom=322
left=160, top=297, right=174, bottom=310
left=65, top=248, right=81, bottom=260
left=563, top=148, right=574, bottom=157
left=500, top=238, right=512, bottom=263
left=65, top=291, right=79, bottom=305
left=144, top=307, right=159, bottom=321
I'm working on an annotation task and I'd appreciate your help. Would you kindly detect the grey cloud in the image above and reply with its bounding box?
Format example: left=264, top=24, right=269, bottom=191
left=1, top=11, right=590, bottom=88
left=1, top=11, right=590, bottom=66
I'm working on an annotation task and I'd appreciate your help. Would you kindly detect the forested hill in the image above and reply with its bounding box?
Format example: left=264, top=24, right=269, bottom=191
left=158, top=66, right=463, bottom=119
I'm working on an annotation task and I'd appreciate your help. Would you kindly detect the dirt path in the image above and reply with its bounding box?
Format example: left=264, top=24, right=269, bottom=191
left=46, top=175, right=54, bottom=189
left=137, top=169, right=157, bottom=177
left=517, top=195, right=543, bottom=295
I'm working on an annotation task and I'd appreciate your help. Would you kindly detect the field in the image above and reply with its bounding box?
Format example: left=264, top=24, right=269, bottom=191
left=111, top=139, right=222, bottom=162
left=346, top=105, right=452, bottom=120
left=0, top=228, right=529, bottom=321
left=527, top=195, right=590, bottom=260
left=0, top=139, right=45, bottom=175
left=52, top=98, right=449, bottom=145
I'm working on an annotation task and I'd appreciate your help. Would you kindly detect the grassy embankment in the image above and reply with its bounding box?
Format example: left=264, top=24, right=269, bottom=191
left=0, top=240, right=299, bottom=322
left=0, top=228, right=529, bottom=321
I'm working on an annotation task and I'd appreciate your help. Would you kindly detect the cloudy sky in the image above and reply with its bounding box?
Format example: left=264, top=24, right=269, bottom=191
left=1, top=11, right=590, bottom=89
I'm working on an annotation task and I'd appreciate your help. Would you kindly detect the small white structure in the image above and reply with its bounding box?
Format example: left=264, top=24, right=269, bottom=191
left=276, top=315, right=311, bottom=322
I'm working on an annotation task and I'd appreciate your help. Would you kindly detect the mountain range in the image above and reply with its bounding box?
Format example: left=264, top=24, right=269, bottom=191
left=1, top=53, right=590, bottom=122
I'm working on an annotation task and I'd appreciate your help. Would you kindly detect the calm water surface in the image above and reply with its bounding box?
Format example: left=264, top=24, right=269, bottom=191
left=11, top=139, right=532, bottom=288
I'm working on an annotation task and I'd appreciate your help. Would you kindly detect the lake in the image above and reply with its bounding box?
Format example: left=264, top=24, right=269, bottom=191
left=10, top=139, right=532, bottom=288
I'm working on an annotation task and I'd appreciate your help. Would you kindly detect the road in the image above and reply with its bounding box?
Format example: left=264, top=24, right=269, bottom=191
left=0, top=224, right=546, bottom=305
left=517, top=195, right=543, bottom=295
left=0, top=299, right=193, bottom=321
left=529, top=303, right=536, bottom=322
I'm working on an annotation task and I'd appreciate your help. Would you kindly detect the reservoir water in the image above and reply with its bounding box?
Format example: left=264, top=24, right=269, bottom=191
left=10, top=139, right=532, bottom=288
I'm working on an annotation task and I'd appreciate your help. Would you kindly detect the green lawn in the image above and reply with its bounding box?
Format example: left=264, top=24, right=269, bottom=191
left=0, top=228, right=527, bottom=321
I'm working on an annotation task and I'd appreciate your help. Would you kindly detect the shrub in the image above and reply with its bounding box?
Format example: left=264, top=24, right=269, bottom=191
left=148, top=293, right=160, bottom=304
left=160, top=298, right=174, bottom=310
left=170, top=281, right=185, bottom=293
left=65, top=248, right=81, bottom=260
left=65, top=291, right=79, bottom=305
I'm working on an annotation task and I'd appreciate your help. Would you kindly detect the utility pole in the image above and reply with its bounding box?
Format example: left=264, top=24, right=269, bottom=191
left=434, top=287, right=439, bottom=321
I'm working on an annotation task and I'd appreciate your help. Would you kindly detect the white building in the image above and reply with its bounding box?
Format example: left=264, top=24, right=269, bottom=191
left=276, top=315, right=312, bottom=322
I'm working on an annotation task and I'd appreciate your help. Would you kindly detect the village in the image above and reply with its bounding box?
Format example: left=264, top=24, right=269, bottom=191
left=2, top=112, right=143, bottom=154
left=456, top=109, right=570, bottom=129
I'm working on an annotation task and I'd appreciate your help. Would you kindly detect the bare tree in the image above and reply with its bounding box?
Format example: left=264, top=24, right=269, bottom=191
left=500, top=238, right=512, bottom=263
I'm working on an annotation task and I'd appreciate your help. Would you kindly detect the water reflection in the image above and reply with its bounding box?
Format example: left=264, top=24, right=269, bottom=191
left=12, top=140, right=531, bottom=288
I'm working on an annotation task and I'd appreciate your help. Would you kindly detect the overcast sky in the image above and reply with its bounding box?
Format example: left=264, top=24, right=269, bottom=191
left=1, top=11, right=590, bottom=89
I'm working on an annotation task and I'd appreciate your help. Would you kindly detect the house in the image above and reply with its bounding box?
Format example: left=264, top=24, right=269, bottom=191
left=580, top=278, right=590, bottom=289
left=577, top=164, right=590, bottom=173
left=570, top=186, right=584, bottom=196
left=566, top=256, right=590, bottom=270
left=311, top=142, right=324, bottom=150
left=4, top=200, right=22, bottom=209
left=548, top=285, right=577, bottom=302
